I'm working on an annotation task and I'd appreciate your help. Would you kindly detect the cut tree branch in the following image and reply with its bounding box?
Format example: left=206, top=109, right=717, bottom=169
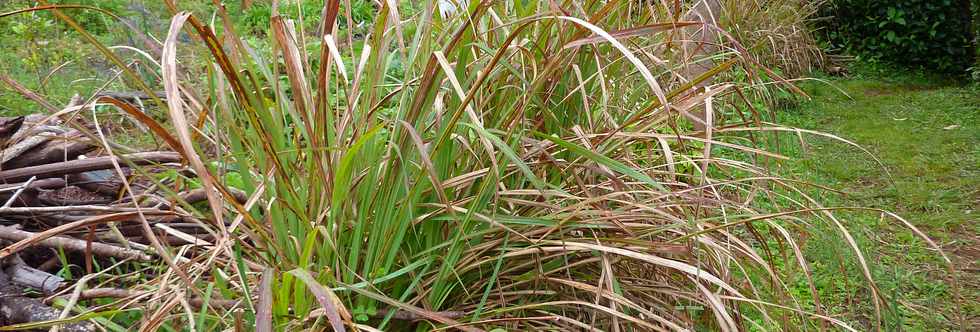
left=2, top=138, right=96, bottom=169
left=0, top=285, right=94, bottom=332
left=0, top=225, right=152, bottom=261
left=0, top=151, right=181, bottom=183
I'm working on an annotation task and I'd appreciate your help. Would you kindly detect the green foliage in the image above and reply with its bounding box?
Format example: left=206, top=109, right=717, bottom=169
left=775, top=74, right=979, bottom=330
left=0, top=2, right=97, bottom=114
left=1, top=1, right=956, bottom=330
left=819, top=0, right=976, bottom=73
left=61, top=0, right=129, bottom=34
left=87, top=0, right=876, bottom=329
left=236, top=0, right=323, bottom=36
left=974, top=1, right=980, bottom=79
left=239, top=3, right=279, bottom=36
left=238, top=0, right=375, bottom=36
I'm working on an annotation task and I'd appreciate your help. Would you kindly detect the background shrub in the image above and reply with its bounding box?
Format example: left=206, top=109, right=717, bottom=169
left=721, top=0, right=826, bottom=78
left=819, top=0, right=976, bottom=73
left=974, top=0, right=980, bottom=77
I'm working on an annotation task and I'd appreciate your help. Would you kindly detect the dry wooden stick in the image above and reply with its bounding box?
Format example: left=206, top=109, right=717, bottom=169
left=94, top=91, right=167, bottom=101
left=0, top=151, right=181, bottom=182
left=0, top=285, right=94, bottom=332
left=0, top=75, right=60, bottom=113
left=0, top=224, right=152, bottom=261
left=4, top=262, right=64, bottom=294
left=54, top=287, right=240, bottom=308
left=0, top=205, right=171, bottom=214
left=0, top=133, right=53, bottom=164
left=1, top=176, right=35, bottom=207
left=180, top=187, right=248, bottom=205
left=0, top=178, right=65, bottom=192
left=2, top=137, right=96, bottom=169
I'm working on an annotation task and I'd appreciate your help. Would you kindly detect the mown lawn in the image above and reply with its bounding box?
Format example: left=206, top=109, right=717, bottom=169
left=772, top=73, right=979, bottom=330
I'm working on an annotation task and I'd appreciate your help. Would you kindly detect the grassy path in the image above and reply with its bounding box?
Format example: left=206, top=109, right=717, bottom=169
left=774, top=75, right=978, bottom=330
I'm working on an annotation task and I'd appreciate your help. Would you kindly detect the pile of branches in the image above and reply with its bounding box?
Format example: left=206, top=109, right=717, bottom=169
left=0, top=105, right=237, bottom=329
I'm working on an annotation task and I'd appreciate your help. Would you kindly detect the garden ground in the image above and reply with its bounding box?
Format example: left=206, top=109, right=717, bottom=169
left=773, top=72, right=978, bottom=330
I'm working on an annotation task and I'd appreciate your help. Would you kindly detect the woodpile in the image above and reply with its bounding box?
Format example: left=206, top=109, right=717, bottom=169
left=0, top=113, right=225, bottom=329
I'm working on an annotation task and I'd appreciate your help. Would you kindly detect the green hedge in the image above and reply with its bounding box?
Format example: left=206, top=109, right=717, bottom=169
left=975, top=0, right=979, bottom=73
left=820, top=0, right=976, bottom=73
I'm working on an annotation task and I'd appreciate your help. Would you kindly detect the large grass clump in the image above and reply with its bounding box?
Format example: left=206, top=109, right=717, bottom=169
left=1, top=0, right=950, bottom=330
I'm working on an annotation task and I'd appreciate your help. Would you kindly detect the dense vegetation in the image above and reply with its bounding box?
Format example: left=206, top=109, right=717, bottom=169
left=818, top=0, right=976, bottom=73
left=0, top=0, right=973, bottom=331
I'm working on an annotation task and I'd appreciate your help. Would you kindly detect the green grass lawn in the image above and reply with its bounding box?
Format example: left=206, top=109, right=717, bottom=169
left=772, top=73, right=979, bottom=330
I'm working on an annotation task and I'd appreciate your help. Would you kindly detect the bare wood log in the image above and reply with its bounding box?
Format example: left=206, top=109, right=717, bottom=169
left=0, top=116, right=25, bottom=146
left=0, top=285, right=94, bottom=332
left=0, top=225, right=152, bottom=261
left=180, top=187, right=247, bottom=205
left=0, top=151, right=181, bottom=183
left=0, top=212, right=173, bottom=259
left=2, top=138, right=96, bottom=169
left=1, top=176, right=35, bottom=208
left=1, top=254, right=64, bottom=294
left=0, top=132, right=54, bottom=164
left=0, top=205, right=171, bottom=214
left=22, top=114, right=61, bottom=126
left=0, top=192, right=40, bottom=208
left=27, top=215, right=185, bottom=239
left=5, top=263, right=64, bottom=294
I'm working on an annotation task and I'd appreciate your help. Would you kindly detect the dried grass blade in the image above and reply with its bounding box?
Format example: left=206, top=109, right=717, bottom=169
left=289, top=269, right=347, bottom=332
left=341, top=283, right=483, bottom=332
left=162, top=12, right=225, bottom=232
left=539, top=134, right=667, bottom=192
left=0, top=212, right=160, bottom=259
left=564, top=21, right=701, bottom=48
left=400, top=121, right=452, bottom=209
left=256, top=268, right=274, bottom=332
left=324, top=34, right=348, bottom=82
left=271, top=17, right=314, bottom=115
left=539, top=240, right=741, bottom=295
left=554, top=16, right=668, bottom=109
left=97, top=97, right=184, bottom=153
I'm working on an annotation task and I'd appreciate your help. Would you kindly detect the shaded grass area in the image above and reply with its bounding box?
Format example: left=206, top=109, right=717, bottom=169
left=773, top=74, right=979, bottom=330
